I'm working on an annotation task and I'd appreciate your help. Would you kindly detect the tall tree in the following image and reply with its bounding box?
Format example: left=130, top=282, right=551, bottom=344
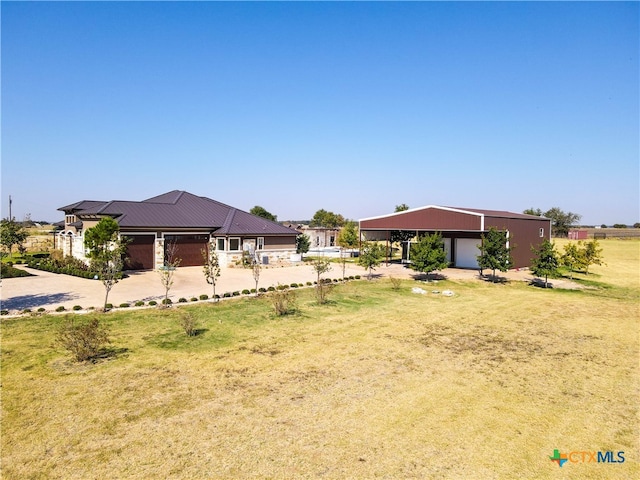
left=395, top=204, right=410, bottom=212
left=544, top=207, right=582, bottom=237
left=530, top=239, right=559, bottom=288
left=408, top=232, right=449, bottom=280
left=84, top=217, right=129, bottom=310
left=358, top=241, right=385, bottom=280
left=309, top=209, right=345, bottom=228
left=0, top=218, right=28, bottom=259
left=250, top=206, right=277, bottom=222
left=477, top=227, right=514, bottom=281
left=523, top=208, right=543, bottom=216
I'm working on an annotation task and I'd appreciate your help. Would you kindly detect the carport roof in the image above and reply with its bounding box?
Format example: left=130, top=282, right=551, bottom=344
left=360, top=205, right=547, bottom=222
left=58, top=190, right=298, bottom=236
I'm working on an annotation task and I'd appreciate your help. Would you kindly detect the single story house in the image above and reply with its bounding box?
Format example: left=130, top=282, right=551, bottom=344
left=359, top=205, right=551, bottom=269
left=58, top=190, right=299, bottom=269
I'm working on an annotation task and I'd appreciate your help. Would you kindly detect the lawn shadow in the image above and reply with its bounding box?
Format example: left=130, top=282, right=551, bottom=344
left=93, top=347, right=130, bottom=361
left=479, top=274, right=510, bottom=284
left=410, top=272, right=448, bottom=282
left=529, top=278, right=554, bottom=289
left=2, top=293, right=80, bottom=311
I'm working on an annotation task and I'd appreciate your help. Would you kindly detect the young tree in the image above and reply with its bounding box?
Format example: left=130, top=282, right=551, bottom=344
left=582, top=239, right=605, bottom=274
left=337, top=220, right=359, bottom=279
left=408, top=232, right=449, bottom=280
left=159, top=240, right=181, bottom=307
left=358, top=241, right=385, bottom=280
left=251, top=251, right=262, bottom=295
left=296, top=233, right=310, bottom=255
left=561, top=242, right=585, bottom=279
left=477, top=227, right=514, bottom=281
left=84, top=217, right=129, bottom=310
left=202, top=246, right=221, bottom=301
left=311, top=258, right=332, bottom=304
left=530, top=239, right=559, bottom=288
left=0, top=218, right=29, bottom=259
left=250, top=206, right=277, bottom=222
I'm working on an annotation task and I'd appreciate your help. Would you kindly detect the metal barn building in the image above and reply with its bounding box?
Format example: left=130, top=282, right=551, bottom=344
left=359, top=206, right=551, bottom=270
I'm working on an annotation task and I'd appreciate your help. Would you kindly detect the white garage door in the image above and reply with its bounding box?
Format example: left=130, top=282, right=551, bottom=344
left=455, top=238, right=480, bottom=269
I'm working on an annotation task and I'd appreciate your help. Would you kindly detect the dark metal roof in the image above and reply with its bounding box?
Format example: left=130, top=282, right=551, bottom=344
left=58, top=200, right=109, bottom=213
left=446, top=207, right=550, bottom=221
left=58, top=191, right=297, bottom=236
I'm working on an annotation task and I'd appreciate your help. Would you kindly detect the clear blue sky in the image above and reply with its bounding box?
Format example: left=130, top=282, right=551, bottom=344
left=2, top=1, right=638, bottom=225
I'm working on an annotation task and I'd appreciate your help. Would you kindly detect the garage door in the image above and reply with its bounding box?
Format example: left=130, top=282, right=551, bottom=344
left=124, top=235, right=155, bottom=270
left=455, top=238, right=480, bottom=269
left=165, top=235, right=209, bottom=267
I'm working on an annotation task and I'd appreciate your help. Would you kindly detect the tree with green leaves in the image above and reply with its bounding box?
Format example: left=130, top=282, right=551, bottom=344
left=309, top=209, right=345, bottom=228
left=543, top=207, right=581, bottom=237
left=296, top=233, right=310, bottom=255
left=0, top=218, right=29, bottom=259
left=477, top=227, right=514, bottom=281
left=337, top=220, right=359, bottom=279
left=530, top=239, right=559, bottom=288
left=408, top=232, right=450, bottom=280
left=202, top=246, right=221, bottom=301
left=523, top=207, right=543, bottom=216
left=250, top=206, right=277, bottom=222
left=358, top=241, right=386, bottom=280
left=395, top=204, right=410, bottom=212
left=561, top=242, right=585, bottom=279
left=582, top=239, right=605, bottom=274
left=84, top=217, right=129, bottom=310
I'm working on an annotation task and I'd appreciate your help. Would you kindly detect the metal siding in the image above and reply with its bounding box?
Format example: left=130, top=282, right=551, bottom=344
left=485, top=216, right=551, bottom=269
left=361, top=208, right=481, bottom=231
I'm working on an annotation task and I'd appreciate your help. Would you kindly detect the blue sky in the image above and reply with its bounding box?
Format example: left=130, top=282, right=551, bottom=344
left=2, top=1, right=638, bottom=225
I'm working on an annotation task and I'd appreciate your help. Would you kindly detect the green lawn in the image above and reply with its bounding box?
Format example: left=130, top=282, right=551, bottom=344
left=1, top=240, right=638, bottom=479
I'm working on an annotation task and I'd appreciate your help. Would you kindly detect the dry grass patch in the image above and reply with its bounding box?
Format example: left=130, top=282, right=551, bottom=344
left=1, top=240, right=638, bottom=479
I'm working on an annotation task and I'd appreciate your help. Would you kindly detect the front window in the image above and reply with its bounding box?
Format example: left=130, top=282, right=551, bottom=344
left=257, top=237, right=264, bottom=250
left=217, top=238, right=225, bottom=251
left=539, top=228, right=544, bottom=238
left=229, top=238, right=240, bottom=251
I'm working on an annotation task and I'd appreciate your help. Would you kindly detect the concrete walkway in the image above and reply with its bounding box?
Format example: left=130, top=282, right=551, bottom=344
left=1, top=261, right=557, bottom=315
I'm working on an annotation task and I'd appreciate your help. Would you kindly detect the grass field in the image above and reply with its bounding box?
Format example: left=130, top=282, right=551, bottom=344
left=1, top=239, right=638, bottom=479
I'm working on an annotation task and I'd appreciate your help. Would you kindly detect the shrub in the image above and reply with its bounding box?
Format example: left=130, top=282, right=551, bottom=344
left=56, top=316, right=111, bottom=362
left=291, top=283, right=299, bottom=288
left=180, top=311, right=198, bottom=337
left=190, top=297, right=198, bottom=302
left=178, top=297, right=188, bottom=303
left=306, top=281, right=313, bottom=286
left=119, top=303, right=130, bottom=308
left=72, top=305, right=83, bottom=311
left=55, top=306, right=66, bottom=312
left=105, top=303, right=114, bottom=310
left=389, top=276, right=402, bottom=290
left=250, top=288, right=256, bottom=294
left=37, top=307, right=46, bottom=313
left=267, top=286, right=276, bottom=292
left=269, top=286, right=297, bottom=316
left=135, top=301, right=145, bottom=307
left=277, top=284, right=289, bottom=290
left=223, top=292, right=232, bottom=298
left=355, top=275, right=361, bottom=279
left=259, top=287, right=267, bottom=293
left=149, top=300, right=158, bottom=306
left=1, top=310, right=9, bottom=316
left=22, top=308, right=32, bottom=314
left=232, top=291, right=240, bottom=297
left=242, top=289, right=251, bottom=295
left=199, top=294, right=209, bottom=300
left=161, top=298, right=172, bottom=305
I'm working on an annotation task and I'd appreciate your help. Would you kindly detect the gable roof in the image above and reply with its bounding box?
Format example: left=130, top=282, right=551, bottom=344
left=58, top=191, right=297, bottom=236
left=360, top=205, right=547, bottom=222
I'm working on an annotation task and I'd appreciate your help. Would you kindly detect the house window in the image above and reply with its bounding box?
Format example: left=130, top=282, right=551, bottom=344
left=330, top=235, right=335, bottom=247
left=229, top=238, right=240, bottom=251
left=257, top=237, right=264, bottom=250
left=217, top=238, right=225, bottom=251
left=66, top=215, right=76, bottom=225
left=539, top=228, right=544, bottom=238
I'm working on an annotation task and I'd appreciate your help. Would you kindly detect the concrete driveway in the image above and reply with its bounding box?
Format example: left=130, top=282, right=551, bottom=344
left=1, top=262, right=541, bottom=315
left=1, top=262, right=386, bottom=314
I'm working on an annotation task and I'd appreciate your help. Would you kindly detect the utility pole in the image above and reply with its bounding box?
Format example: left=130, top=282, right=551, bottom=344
left=9, top=195, right=12, bottom=220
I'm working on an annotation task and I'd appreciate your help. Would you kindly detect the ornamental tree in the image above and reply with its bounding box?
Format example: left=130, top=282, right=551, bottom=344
left=84, top=217, right=129, bottom=310
left=530, top=239, right=559, bottom=288
left=202, top=246, right=221, bottom=301
left=358, top=241, right=386, bottom=280
left=337, top=220, right=359, bottom=279
left=408, top=232, right=450, bottom=280
left=477, top=227, right=514, bottom=281
left=0, top=218, right=28, bottom=259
